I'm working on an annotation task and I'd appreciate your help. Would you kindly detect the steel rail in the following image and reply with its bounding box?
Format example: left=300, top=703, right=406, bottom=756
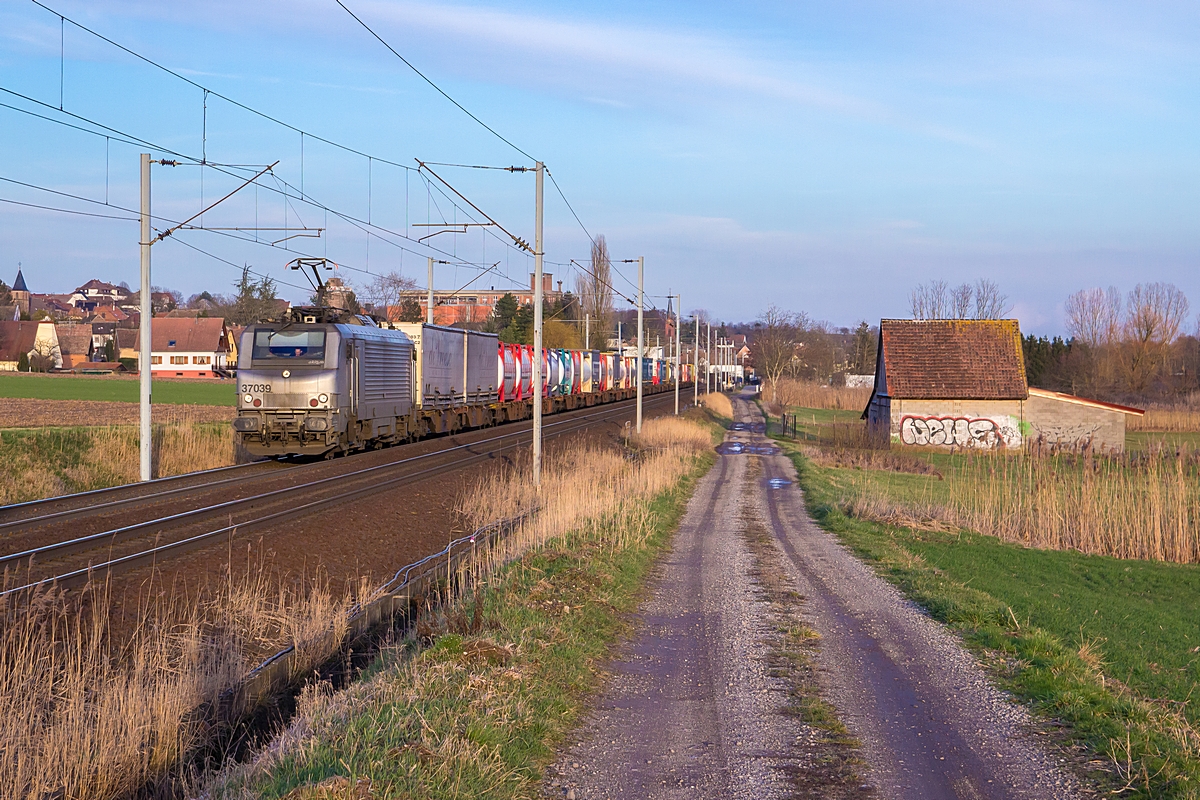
left=0, top=395, right=670, bottom=595
left=0, top=459, right=277, bottom=519
left=0, top=460, right=295, bottom=535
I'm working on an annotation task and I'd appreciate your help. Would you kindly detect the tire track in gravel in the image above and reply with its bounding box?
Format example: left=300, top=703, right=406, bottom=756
left=740, top=393, right=1087, bottom=800
left=544, top=412, right=866, bottom=799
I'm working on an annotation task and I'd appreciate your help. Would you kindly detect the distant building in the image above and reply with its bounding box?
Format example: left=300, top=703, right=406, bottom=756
left=392, top=273, right=558, bottom=326
left=75, top=279, right=130, bottom=311
left=10, top=268, right=30, bottom=316
left=0, top=320, right=61, bottom=371
left=135, top=317, right=231, bottom=378
left=56, top=324, right=94, bottom=369
left=863, top=319, right=1142, bottom=452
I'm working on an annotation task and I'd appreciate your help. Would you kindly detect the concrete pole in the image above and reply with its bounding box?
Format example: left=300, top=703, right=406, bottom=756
left=139, top=153, right=152, bottom=482
left=674, top=293, right=681, bottom=415
left=693, top=313, right=699, bottom=406
left=585, top=313, right=589, bottom=351
left=426, top=256, right=434, bottom=325
left=636, top=255, right=644, bottom=433
left=532, top=161, right=544, bottom=487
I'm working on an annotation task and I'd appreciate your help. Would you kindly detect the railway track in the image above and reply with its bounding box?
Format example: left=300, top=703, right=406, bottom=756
left=0, top=393, right=678, bottom=595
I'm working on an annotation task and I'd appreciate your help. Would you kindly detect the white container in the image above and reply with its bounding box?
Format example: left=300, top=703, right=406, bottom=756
left=396, top=323, right=499, bottom=408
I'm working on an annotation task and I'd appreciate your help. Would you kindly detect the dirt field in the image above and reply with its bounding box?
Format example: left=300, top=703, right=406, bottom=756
left=0, top=398, right=235, bottom=428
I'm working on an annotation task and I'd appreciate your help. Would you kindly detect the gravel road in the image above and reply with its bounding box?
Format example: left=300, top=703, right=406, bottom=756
left=545, top=393, right=1088, bottom=800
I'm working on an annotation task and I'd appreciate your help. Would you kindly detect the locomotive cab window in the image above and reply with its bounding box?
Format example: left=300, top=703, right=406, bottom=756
left=251, top=329, right=327, bottom=363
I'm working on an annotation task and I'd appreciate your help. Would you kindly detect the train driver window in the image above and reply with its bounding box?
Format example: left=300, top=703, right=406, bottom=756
left=252, top=329, right=327, bottom=362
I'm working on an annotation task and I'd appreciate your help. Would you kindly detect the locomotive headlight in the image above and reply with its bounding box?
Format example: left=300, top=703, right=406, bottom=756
left=282, top=370, right=291, bottom=378
left=318, top=393, right=328, bottom=403
left=243, top=393, right=253, bottom=404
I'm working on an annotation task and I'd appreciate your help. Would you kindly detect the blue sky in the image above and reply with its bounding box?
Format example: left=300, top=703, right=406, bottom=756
left=0, top=0, right=1197, bottom=334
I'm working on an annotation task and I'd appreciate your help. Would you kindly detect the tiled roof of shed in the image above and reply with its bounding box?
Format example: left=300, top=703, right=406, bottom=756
left=879, top=319, right=1028, bottom=400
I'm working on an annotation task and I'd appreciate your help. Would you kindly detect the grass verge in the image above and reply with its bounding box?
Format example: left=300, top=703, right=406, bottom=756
left=200, top=417, right=717, bottom=800
left=0, top=423, right=233, bottom=504
left=0, top=373, right=235, bottom=406
left=786, top=442, right=1200, bottom=799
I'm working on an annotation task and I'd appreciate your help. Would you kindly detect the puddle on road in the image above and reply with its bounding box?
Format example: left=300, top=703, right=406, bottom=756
left=716, top=442, right=782, bottom=456
left=730, top=422, right=767, bottom=433
left=767, top=478, right=792, bottom=489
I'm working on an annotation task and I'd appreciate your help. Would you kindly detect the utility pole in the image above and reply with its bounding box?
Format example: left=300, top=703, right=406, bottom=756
left=532, top=161, right=544, bottom=487
left=636, top=255, right=644, bottom=433
left=707, top=323, right=712, bottom=394
left=585, top=313, right=589, bottom=351
left=693, top=314, right=699, bottom=406
left=139, top=153, right=152, bottom=482
left=426, top=256, right=434, bottom=325
left=674, top=293, right=681, bottom=415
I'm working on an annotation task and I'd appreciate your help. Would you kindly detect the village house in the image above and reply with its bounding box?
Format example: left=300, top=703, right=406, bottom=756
left=55, top=324, right=94, bottom=369
left=137, top=317, right=231, bottom=378
left=75, top=279, right=130, bottom=311
left=864, top=318, right=1142, bottom=452
left=0, top=320, right=62, bottom=371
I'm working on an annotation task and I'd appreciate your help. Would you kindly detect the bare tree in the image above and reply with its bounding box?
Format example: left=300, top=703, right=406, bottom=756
left=1126, top=282, right=1189, bottom=346
left=973, top=279, right=1011, bottom=319
left=752, top=305, right=797, bottom=403
left=950, top=283, right=973, bottom=319
left=356, top=270, right=417, bottom=319
left=1121, top=283, right=1189, bottom=394
left=1064, top=286, right=1122, bottom=345
left=575, top=235, right=614, bottom=350
left=909, top=280, right=949, bottom=319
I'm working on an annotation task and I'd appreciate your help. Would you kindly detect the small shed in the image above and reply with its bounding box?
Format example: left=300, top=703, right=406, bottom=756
left=863, top=319, right=1141, bottom=452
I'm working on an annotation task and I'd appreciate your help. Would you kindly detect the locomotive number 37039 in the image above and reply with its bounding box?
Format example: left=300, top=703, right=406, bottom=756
left=241, top=384, right=272, bottom=393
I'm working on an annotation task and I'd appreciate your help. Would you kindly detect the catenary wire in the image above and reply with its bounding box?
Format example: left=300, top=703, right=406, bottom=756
left=333, top=0, right=535, bottom=163
left=28, top=0, right=414, bottom=173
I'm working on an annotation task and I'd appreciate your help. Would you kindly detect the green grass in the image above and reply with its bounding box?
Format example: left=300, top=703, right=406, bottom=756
left=0, top=372, right=234, bottom=406
left=788, top=444, right=1200, bottom=798
left=1127, top=431, right=1200, bottom=452
left=209, top=453, right=714, bottom=800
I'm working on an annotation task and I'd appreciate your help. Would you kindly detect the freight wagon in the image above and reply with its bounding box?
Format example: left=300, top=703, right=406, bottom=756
left=233, top=307, right=690, bottom=458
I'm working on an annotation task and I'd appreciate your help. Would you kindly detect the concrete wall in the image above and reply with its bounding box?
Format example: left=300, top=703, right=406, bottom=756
left=890, top=398, right=1025, bottom=449
left=1025, top=392, right=1127, bottom=453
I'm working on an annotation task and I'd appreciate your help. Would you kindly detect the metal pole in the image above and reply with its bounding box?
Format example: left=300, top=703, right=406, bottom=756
left=674, top=293, right=680, bottom=415
left=693, top=313, right=699, bottom=406
left=426, top=256, right=434, bottom=325
left=532, top=161, right=544, bottom=487
left=706, top=323, right=712, bottom=394
left=138, top=153, right=152, bottom=482
left=636, top=255, right=644, bottom=433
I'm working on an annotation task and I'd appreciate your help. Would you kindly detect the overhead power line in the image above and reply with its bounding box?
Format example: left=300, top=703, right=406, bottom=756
left=29, top=0, right=414, bottom=172
left=334, top=0, right=536, bottom=163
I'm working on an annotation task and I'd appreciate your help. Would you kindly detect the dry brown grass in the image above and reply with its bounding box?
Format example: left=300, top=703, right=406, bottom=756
left=698, top=391, right=733, bottom=418
left=844, top=449, right=1200, bottom=563
left=204, top=416, right=713, bottom=798
left=767, top=378, right=871, bottom=411
left=0, top=422, right=233, bottom=505
left=0, top=561, right=361, bottom=800
left=1128, top=406, right=1200, bottom=432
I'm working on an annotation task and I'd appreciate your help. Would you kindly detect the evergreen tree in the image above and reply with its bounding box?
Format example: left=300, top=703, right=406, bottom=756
left=397, top=298, right=423, bottom=322
left=491, top=293, right=519, bottom=332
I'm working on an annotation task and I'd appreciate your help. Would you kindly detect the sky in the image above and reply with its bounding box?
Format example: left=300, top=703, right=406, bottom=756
left=0, top=0, right=1197, bottom=334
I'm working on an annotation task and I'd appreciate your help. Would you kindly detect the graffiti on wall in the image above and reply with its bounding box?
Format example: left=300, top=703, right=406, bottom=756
left=898, top=415, right=1022, bottom=449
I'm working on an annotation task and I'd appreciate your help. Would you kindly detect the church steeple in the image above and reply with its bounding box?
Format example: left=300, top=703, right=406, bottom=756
left=12, top=268, right=28, bottom=293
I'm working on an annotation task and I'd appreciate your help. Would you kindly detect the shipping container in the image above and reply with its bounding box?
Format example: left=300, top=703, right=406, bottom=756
left=395, top=323, right=499, bottom=408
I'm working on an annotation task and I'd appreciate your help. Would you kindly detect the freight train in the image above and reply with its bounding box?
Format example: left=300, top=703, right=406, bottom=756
left=232, top=307, right=692, bottom=458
